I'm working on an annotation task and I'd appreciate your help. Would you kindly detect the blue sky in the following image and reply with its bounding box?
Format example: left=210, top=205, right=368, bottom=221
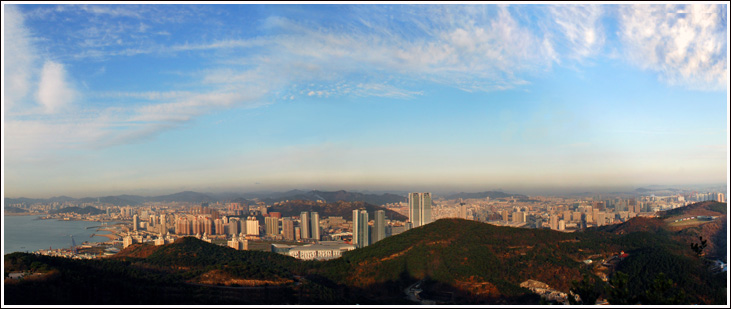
left=2, top=3, right=728, bottom=198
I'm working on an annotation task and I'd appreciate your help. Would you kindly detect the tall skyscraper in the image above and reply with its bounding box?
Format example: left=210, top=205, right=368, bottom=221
left=372, top=210, right=386, bottom=244
left=408, top=192, right=432, bottom=228
left=352, top=209, right=369, bottom=248
left=160, top=213, right=167, bottom=234
left=133, top=214, right=139, bottom=231
left=311, top=212, right=320, bottom=241
left=265, top=216, right=279, bottom=236
left=300, top=212, right=310, bottom=239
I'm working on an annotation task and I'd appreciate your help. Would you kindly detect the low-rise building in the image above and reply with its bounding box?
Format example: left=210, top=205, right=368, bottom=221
left=271, top=241, right=355, bottom=261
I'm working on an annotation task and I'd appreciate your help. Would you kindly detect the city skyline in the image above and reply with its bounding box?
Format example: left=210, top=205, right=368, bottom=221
left=3, top=3, right=729, bottom=198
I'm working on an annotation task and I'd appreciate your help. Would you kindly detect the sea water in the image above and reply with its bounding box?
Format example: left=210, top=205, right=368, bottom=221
left=3, top=215, right=115, bottom=254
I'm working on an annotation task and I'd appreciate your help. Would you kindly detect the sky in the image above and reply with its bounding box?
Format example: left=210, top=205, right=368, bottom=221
left=2, top=3, right=729, bottom=198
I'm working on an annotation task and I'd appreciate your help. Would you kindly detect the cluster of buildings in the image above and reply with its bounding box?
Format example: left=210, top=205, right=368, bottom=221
left=423, top=191, right=727, bottom=233
left=12, top=189, right=726, bottom=261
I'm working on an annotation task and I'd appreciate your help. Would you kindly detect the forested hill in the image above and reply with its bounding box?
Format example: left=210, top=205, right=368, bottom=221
left=314, top=216, right=725, bottom=304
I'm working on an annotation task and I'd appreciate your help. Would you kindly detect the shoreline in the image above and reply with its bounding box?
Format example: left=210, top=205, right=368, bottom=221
left=93, top=233, right=118, bottom=241
left=97, top=229, right=120, bottom=241
left=3, top=212, right=47, bottom=217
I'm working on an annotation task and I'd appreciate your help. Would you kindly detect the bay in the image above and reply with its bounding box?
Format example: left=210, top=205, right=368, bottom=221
left=3, top=215, right=115, bottom=254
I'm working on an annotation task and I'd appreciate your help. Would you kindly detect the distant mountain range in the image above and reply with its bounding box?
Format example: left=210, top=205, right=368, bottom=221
left=49, top=206, right=105, bottom=215
left=3, top=190, right=406, bottom=207
left=442, top=191, right=528, bottom=200
left=4, top=189, right=533, bottom=207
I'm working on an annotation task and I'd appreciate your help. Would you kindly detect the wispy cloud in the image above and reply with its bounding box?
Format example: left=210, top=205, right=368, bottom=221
left=549, top=4, right=605, bottom=60
left=618, top=4, right=728, bottom=90
left=3, top=4, right=37, bottom=110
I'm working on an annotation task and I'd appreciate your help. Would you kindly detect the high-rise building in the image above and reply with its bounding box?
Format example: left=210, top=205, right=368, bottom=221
left=214, top=218, right=224, bottom=235
left=282, top=218, right=295, bottom=241
left=228, top=218, right=239, bottom=236
left=372, top=210, right=386, bottom=244
left=501, top=210, right=510, bottom=222
left=203, top=217, right=213, bottom=235
left=246, top=216, right=259, bottom=236
left=352, top=209, right=369, bottom=248
left=160, top=214, right=167, bottom=234
left=176, top=217, right=190, bottom=235
left=300, top=212, right=310, bottom=239
left=265, top=216, right=280, bottom=236
left=408, top=192, right=432, bottom=228
left=123, top=236, right=134, bottom=249
left=596, top=212, right=606, bottom=227
left=192, top=217, right=202, bottom=235
left=311, top=212, right=320, bottom=241
left=572, top=211, right=582, bottom=222
left=460, top=204, right=468, bottom=220
left=133, top=214, right=139, bottom=231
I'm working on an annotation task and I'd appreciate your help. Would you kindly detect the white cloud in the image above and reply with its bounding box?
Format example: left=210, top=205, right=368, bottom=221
left=619, top=4, right=728, bottom=90
left=3, top=5, right=37, bottom=110
left=36, top=61, right=76, bottom=113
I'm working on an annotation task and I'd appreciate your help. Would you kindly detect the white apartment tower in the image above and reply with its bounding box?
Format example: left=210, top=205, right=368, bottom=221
left=246, top=216, right=259, bottom=236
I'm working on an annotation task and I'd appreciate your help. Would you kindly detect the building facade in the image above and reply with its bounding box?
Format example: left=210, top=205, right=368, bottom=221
left=372, top=210, right=385, bottom=244
left=300, top=211, right=310, bottom=239
left=311, top=212, right=320, bottom=241
left=352, top=209, right=369, bottom=248
left=408, top=192, right=432, bottom=228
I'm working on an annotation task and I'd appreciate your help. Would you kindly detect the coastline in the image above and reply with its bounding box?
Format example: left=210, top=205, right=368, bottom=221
left=97, top=229, right=120, bottom=241
left=3, top=212, right=47, bottom=217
